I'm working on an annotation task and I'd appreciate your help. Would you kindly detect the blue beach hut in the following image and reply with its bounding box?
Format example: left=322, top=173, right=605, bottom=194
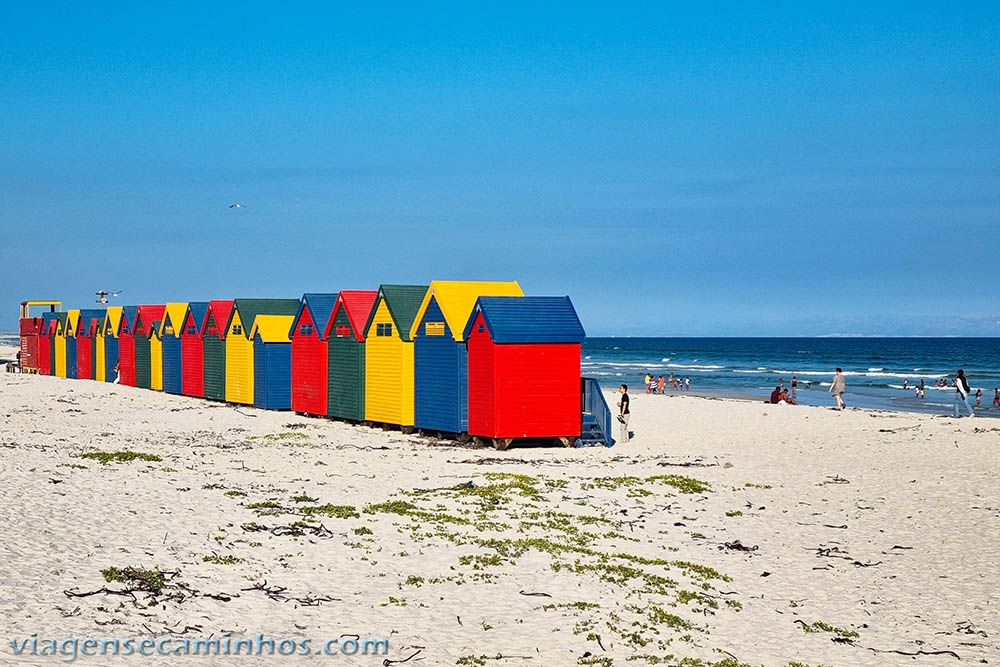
left=409, top=281, right=523, bottom=435
left=250, top=315, right=294, bottom=411
left=160, top=303, right=188, bottom=395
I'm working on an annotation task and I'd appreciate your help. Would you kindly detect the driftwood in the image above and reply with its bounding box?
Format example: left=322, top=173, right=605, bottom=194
left=866, top=647, right=960, bottom=659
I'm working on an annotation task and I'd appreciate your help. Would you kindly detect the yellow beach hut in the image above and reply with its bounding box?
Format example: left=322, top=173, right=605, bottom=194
left=409, top=280, right=524, bottom=435
left=99, top=306, right=123, bottom=383
left=148, top=321, right=164, bottom=391
left=224, top=299, right=300, bottom=405
left=63, top=309, right=80, bottom=379
left=53, top=312, right=69, bottom=378
left=362, top=284, right=429, bottom=427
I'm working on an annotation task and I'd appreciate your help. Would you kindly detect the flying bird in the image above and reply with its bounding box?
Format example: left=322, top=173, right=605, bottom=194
left=229, top=203, right=246, bottom=208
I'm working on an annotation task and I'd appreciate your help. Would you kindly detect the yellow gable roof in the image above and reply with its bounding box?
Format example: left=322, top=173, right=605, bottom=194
left=103, top=306, right=124, bottom=337
left=65, top=309, right=80, bottom=335
left=409, top=280, right=523, bottom=341
left=249, top=315, right=295, bottom=343
left=159, top=302, right=189, bottom=337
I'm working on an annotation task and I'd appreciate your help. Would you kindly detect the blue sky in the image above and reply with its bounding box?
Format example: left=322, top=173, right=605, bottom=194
left=3, top=3, right=998, bottom=335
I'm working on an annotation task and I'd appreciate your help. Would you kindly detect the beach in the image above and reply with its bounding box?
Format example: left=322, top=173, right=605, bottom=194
left=1, top=341, right=998, bottom=666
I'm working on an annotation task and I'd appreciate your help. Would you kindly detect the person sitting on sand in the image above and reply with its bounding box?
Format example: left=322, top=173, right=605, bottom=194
left=778, top=388, right=797, bottom=405
left=770, top=386, right=782, bottom=404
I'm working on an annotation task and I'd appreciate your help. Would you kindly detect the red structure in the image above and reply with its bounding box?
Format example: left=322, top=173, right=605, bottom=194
left=463, top=296, right=586, bottom=447
left=181, top=302, right=210, bottom=397
left=37, top=322, right=51, bottom=375
left=37, top=313, right=60, bottom=375
left=118, top=306, right=139, bottom=386
left=17, top=301, right=61, bottom=373
left=289, top=293, right=338, bottom=415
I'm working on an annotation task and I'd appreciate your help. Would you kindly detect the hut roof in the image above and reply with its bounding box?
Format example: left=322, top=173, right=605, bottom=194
left=289, top=293, right=338, bottom=340
left=410, top=281, right=523, bottom=342
left=135, top=305, right=166, bottom=333
left=324, top=290, right=378, bottom=341
left=251, top=315, right=296, bottom=343
left=227, top=299, right=300, bottom=339
left=363, top=285, right=428, bottom=342
left=159, top=303, right=189, bottom=337
left=202, top=300, right=234, bottom=340
left=464, top=296, right=586, bottom=343
left=185, top=302, right=211, bottom=335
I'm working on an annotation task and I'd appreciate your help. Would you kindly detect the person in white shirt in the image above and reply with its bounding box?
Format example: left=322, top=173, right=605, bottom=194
left=953, top=369, right=975, bottom=418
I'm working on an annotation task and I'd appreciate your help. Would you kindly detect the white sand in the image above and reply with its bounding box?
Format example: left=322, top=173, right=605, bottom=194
left=1, top=352, right=997, bottom=666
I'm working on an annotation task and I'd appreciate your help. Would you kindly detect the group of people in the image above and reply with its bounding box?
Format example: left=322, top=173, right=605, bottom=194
left=616, top=366, right=994, bottom=445
left=768, top=376, right=799, bottom=405
left=644, top=373, right=690, bottom=393
left=832, top=367, right=992, bottom=418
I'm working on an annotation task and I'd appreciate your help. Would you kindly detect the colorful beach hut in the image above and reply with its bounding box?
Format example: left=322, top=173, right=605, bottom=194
left=289, top=293, right=338, bottom=416
left=362, top=285, right=428, bottom=427
left=250, top=315, right=295, bottom=410
left=75, top=310, right=104, bottom=381
left=133, top=305, right=165, bottom=390
left=100, top=306, right=123, bottom=383
left=181, top=302, right=210, bottom=397
left=323, top=290, right=378, bottom=421
left=53, top=312, right=68, bottom=378
left=148, top=321, right=163, bottom=391
left=224, top=299, right=299, bottom=405
left=159, top=303, right=188, bottom=395
left=410, top=281, right=523, bottom=435
left=463, top=296, right=586, bottom=449
left=92, top=314, right=105, bottom=381
left=118, top=306, right=140, bottom=386
left=64, top=310, right=79, bottom=379
left=38, top=312, right=60, bottom=375
left=201, top=300, right=233, bottom=401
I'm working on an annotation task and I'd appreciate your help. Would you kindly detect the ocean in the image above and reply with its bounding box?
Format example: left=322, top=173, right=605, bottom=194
left=583, top=337, right=1000, bottom=417
left=4, top=332, right=997, bottom=417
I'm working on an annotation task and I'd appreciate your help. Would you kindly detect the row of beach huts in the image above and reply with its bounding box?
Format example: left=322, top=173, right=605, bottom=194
left=18, top=282, right=613, bottom=449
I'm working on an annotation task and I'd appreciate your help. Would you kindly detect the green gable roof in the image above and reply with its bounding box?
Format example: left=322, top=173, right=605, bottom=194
left=226, top=299, right=301, bottom=339
left=363, top=284, right=428, bottom=342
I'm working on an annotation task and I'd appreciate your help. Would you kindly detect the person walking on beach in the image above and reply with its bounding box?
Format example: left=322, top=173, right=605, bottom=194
left=829, top=368, right=846, bottom=410
left=644, top=374, right=651, bottom=394
left=616, top=384, right=630, bottom=442
left=954, top=369, right=975, bottom=418
left=685, top=377, right=690, bottom=391
left=657, top=375, right=665, bottom=394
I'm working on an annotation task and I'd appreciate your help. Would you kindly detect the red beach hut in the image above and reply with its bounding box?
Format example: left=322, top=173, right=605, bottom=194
left=117, top=306, right=139, bottom=386
left=289, top=293, right=338, bottom=416
left=75, top=310, right=104, bottom=381
left=463, top=296, right=586, bottom=450
left=181, top=302, right=210, bottom=398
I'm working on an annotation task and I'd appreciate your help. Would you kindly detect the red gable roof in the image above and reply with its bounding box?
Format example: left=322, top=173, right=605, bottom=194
left=202, top=300, right=234, bottom=340
left=135, top=305, right=166, bottom=334
left=324, top=290, right=378, bottom=342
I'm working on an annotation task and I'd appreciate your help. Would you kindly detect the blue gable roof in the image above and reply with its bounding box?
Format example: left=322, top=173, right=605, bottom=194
left=463, top=296, right=586, bottom=343
left=187, top=302, right=210, bottom=335
left=289, top=293, right=338, bottom=340
left=121, top=306, right=139, bottom=333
